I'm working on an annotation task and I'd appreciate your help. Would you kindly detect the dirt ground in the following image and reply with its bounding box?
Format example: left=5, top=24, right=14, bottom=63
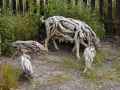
left=0, top=41, right=120, bottom=90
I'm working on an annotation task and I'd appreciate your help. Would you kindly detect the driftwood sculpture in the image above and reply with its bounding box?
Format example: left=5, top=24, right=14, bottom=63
left=17, top=49, right=33, bottom=78
left=43, top=16, right=100, bottom=59
left=12, top=40, right=47, bottom=51
left=11, top=40, right=47, bottom=57
left=83, top=46, right=96, bottom=73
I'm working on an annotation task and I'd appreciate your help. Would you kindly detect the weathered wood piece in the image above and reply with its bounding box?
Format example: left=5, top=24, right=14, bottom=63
left=83, top=46, right=96, bottom=73
left=43, top=16, right=100, bottom=59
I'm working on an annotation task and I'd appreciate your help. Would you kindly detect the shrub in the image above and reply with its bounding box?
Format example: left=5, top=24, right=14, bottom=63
left=0, top=15, right=40, bottom=56
left=0, top=64, right=21, bottom=90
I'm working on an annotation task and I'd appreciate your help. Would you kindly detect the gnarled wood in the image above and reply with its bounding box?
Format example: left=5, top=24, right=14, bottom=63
left=11, top=40, right=47, bottom=55
left=83, top=46, right=96, bottom=73
left=43, top=16, right=99, bottom=59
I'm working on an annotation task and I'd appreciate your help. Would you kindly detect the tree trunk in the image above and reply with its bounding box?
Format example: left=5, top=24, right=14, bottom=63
left=23, top=0, right=26, bottom=15
left=116, top=0, right=120, bottom=35
left=2, top=0, right=5, bottom=9
left=40, top=0, right=48, bottom=17
left=12, top=0, right=16, bottom=15
left=106, top=0, right=113, bottom=36
left=116, top=0, right=120, bottom=17
left=0, top=0, right=2, bottom=8
left=45, top=0, right=48, bottom=17
left=46, top=0, right=48, bottom=5
left=36, top=0, right=40, bottom=15
left=91, top=0, right=95, bottom=10
left=16, top=0, right=19, bottom=15
left=40, top=0, right=44, bottom=16
left=0, top=0, right=2, bottom=14
left=36, top=0, right=40, bottom=6
left=83, top=0, right=87, bottom=6
left=67, top=0, right=71, bottom=4
left=9, top=0, right=12, bottom=12
left=99, top=0, right=104, bottom=16
left=0, top=34, right=1, bottom=56
left=75, top=0, right=78, bottom=5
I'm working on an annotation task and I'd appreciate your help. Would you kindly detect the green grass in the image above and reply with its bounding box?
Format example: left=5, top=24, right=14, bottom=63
left=60, top=49, right=120, bottom=82
left=111, top=55, right=120, bottom=81
left=61, top=49, right=107, bottom=71
left=61, top=56, right=84, bottom=71
left=83, top=49, right=120, bottom=82
left=94, top=50, right=108, bottom=65
left=0, top=64, right=21, bottom=90
left=83, top=69, right=118, bottom=82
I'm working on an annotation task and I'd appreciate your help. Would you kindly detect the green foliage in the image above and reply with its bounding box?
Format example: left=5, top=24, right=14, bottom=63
left=83, top=71, right=98, bottom=81
left=94, top=50, right=107, bottom=65
left=62, top=58, right=81, bottom=70
left=0, top=15, right=39, bottom=55
left=0, top=64, right=21, bottom=90
left=48, top=0, right=105, bottom=38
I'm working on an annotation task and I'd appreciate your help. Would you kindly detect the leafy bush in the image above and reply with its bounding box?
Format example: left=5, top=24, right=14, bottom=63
left=0, top=64, right=21, bottom=90
left=0, top=15, right=40, bottom=55
left=48, top=0, right=105, bottom=38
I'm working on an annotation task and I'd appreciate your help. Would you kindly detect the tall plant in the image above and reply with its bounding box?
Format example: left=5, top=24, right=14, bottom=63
left=0, top=15, right=39, bottom=55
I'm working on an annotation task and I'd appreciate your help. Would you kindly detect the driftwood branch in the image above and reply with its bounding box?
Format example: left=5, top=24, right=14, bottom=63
left=83, top=46, right=96, bottom=73
left=11, top=40, right=47, bottom=57
left=43, top=16, right=100, bottom=59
